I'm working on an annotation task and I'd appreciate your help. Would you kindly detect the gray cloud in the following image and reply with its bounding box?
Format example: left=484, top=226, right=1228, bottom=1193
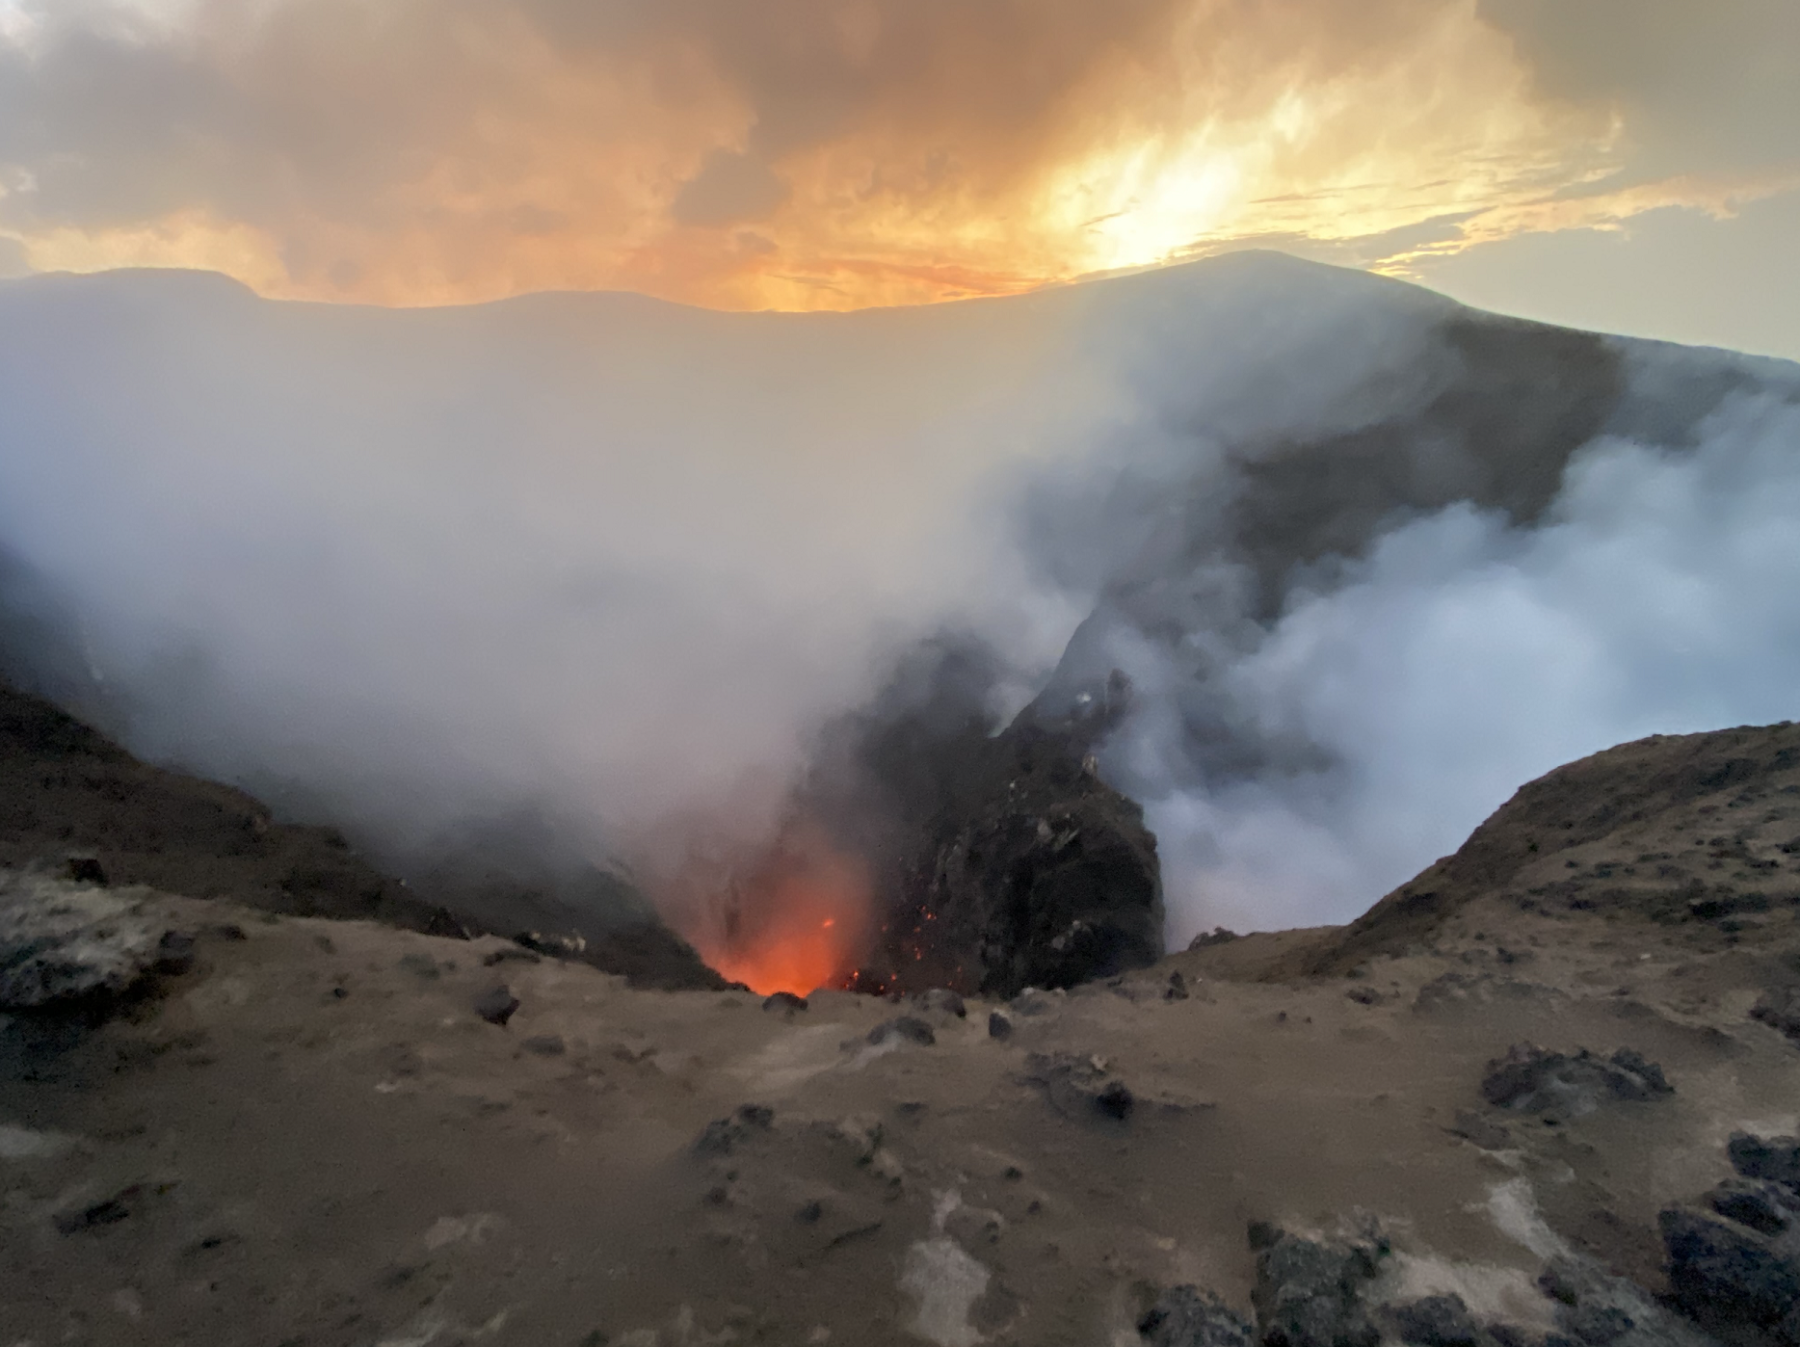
left=1479, top=0, right=1800, bottom=183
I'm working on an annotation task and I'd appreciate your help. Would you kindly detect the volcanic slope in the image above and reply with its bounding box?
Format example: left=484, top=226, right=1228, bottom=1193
left=0, top=679, right=725, bottom=990
left=6, top=722, right=1800, bottom=1346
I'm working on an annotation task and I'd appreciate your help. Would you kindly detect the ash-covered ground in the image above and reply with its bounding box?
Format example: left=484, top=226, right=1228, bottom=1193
left=6, top=694, right=1800, bottom=1346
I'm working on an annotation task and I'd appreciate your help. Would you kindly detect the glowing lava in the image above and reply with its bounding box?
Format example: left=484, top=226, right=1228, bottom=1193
left=692, top=824, right=874, bottom=997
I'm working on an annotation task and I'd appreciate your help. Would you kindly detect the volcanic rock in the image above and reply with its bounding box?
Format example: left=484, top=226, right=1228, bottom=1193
left=473, top=985, right=520, bottom=1026
left=914, top=988, right=966, bottom=1018
left=1249, top=1223, right=1385, bottom=1347
left=1388, top=1294, right=1480, bottom=1347
left=694, top=1105, right=775, bottom=1157
left=867, top=1016, right=935, bottom=1047
left=1480, top=1045, right=1672, bottom=1116
left=987, top=1011, right=1013, bottom=1040
left=1659, top=1205, right=1800, bottom=1336
left=0, top=872, right=166, bottom=1008
left=1728, top=1132, right=1800, bottom=1190
left=1707, top=1177, right=1798, bottom=1235
left=1023, top=1051, right=1136, bottom=1122
left=1750, top=986, right=1800, bottom=1043
left=1138, top=1286, right=1254, bottom=1347
left=806, top=645, right=1163, bottom=998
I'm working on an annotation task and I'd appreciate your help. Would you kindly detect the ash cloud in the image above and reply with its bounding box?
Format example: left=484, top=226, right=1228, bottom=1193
left=1, top=252, right=1798, bottom=952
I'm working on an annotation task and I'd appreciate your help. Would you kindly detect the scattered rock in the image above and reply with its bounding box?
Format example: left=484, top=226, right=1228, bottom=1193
left=867, top=1016, right=935, bottom=1047
left=1187, top=928, right=1240, bottom=951
left=987, top=1011, right=1013, bottom=1040
left=1249, top=1223, right=1384, bottom=1347
left=1751, top=984, right=1800, bottom=1042
left=153, top=930, right=197, bottom=976
left=915, top=988, right=966, bottom=1018
left=513, top=929, right=587, bottom=959
left=1659, top=1205, right=1800, bottom=1334
left=763, top=991, right=809, bottom=1013
left=520, top=1034, right=566, bottom=1057
left=1448, top=1110, right=1511, bottom=1150
left=1165, top=970, right=1191, bottom=1002
left=1096, top=1081, right=1135, bottom=1120
left=53, top=1181, right=173, bottom=1234
left=1480, top=1044, right=1672, bottom=1116
left=1137, top=1285, right=1253, bottom=1347
left=473, top=985, right=520, bottom=1026
left=63, top=855, right=106, bottom=886
left=1345, top=987, right=1382, bottom=1006
left=1728, top=1132, right=1800, bottom=1189
left=1563, top=1302, right=1634, bottom=1345
left=1022, top=1052, right=1136, bottom=1123
left=1388, top=1293, right=1479, bottom=1347
left=1708, top=1177, right=1798, bottom=1235
left=694, top=1105, right=774, bottom=1157
left=0, top=873, right=166, bottom=1009
left=481, top=946, right=541, bottom=967
left=1531, top=1248, right=1707, bottom=1347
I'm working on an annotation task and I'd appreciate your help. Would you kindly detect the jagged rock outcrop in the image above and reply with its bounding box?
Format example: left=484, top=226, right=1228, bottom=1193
left=811, top=642, right=1164, bottom=997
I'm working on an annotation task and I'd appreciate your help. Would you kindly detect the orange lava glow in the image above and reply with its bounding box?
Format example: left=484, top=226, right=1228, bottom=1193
left=690, top=825, right=874, bottom=997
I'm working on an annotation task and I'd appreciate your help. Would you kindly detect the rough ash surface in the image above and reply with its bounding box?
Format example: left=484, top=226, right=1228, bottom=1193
left=0, top=680, right=724, bottom=990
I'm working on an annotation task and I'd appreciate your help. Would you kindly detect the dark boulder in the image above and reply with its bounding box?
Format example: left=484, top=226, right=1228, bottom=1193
left=1480, top=1045, right=1672, bottom=1117
left=1659, top=1206, right=1800, bottom=1333
left=1139, top=1286, right=1254, bottom=1347
left=1249, top=1224, right=1384, bottom=1347
left=473, top=985, right=520, bottom=1026
left=1728, top=1132, right=1800, bottom=1191
left=1708, top=1177, right=1798, bottom=1235
left=1389, top=1294, right=1480, bottom=1347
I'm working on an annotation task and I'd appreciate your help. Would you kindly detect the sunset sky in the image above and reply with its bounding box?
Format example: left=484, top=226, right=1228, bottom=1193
left=1, top=0, right=1795, bottom=358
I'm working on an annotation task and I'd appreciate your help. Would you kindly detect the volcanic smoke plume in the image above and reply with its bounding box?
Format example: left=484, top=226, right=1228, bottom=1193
left=1, top=253, right=1798, bottom=987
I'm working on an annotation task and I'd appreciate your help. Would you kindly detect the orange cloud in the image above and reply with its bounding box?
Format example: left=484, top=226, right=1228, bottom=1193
left=0, top=0, right=1792, bottom=309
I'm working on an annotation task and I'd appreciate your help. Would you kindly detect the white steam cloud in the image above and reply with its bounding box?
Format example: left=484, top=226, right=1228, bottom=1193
left=0, top=253, right=1796, bottom=945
